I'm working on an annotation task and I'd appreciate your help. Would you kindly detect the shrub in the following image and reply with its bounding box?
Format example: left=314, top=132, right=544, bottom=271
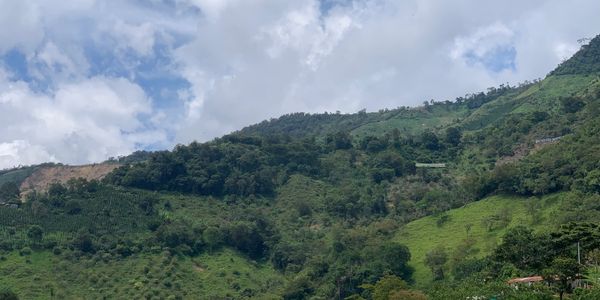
left=0, top=287, right=19, bottom=300
left=19, top=247, right=32, bottom=256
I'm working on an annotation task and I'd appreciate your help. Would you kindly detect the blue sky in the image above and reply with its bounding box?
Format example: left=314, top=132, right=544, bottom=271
left=0, top=0, right=598, bottom=169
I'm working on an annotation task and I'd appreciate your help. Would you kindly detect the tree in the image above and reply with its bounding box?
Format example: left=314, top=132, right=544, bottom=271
left=72, top=232, right=95, bottom=253
left=494, top=226, right=549, bottom=271
left=0, top=287, right=19, bottom=300
left=389, top=289, right=427, bottom=300
left=283, top=275, right=313, bottom=300
left=202, top=226, right=224, bottom=252
left=444, top=127, right=462, bottom=146
left=27, top=225, right=44, bottom=246
left=47, top=182, right=67, bottom=198
left=156, top=221, right=193, bottom=248
left=560, top=96, right=585, bottom=113
left=424, top=246, right=448, bottom=280
left=583, top=170, right=600, bottom=193
left=380, top=243, right=414, bottom=281
left=326, top=131, right=353, bottom=150
left=226, top=222, right=267, bottom=259
left=586, top=248, right=600, bottom=273
left=543, top=257, right=581, bottom=300
left=365, top=275, right=409, bottom=300
left=0, top=182, right=19, bottom=203
left=64, top=199, right=82, bottom=215
left=420, top=131, right=440, bottom=150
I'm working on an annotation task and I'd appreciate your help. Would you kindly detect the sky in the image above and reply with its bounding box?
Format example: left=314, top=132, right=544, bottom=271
left=0, top=0, right=599, bottom=169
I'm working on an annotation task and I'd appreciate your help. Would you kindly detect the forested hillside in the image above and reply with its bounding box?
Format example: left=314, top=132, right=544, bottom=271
left=2, top=35, right=600, bottom=299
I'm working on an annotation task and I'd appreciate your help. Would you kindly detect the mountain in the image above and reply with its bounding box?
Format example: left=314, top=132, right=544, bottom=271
left=2, top=35, right=600, bottom=299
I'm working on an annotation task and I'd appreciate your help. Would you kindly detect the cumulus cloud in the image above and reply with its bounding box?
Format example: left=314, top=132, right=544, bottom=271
left=0, top=1, right=44, bottom=53
left=0, top=140, right=57, bottom=168
left=172, top=0, right=600, bottom=142
left=0, top=74, right=165, bottom=169
left=1, top=0, right=600, bottom=167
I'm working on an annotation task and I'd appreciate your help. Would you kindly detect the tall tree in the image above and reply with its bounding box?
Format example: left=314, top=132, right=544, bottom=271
left=543, top=257, right=581, bottom=300
left=425, top=246, right=448, bottom=281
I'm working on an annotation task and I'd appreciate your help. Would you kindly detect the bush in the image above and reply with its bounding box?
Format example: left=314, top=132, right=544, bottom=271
left=0, top=287, right=19, bottom=300
left=65, top=199, right=82, bottom=215
left=18, top=247, right=32, bottom=256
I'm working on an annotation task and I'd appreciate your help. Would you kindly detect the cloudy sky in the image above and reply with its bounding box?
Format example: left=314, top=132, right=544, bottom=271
left=0, top=0, right=598, bottom=169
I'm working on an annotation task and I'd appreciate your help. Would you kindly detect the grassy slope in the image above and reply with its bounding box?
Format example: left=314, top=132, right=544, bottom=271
left=511, top=75, right=596, bottom=114
left=351, top=105, right=469, bottom=138
left=396, top=193, right=568, bottom=286
left=0, top=249, right=282, bottom=299
left=460, top=75, right=595, bottom=131
left=0, top=166, right=40, bottom=187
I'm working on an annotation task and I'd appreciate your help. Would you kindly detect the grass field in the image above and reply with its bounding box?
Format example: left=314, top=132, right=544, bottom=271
left=396, top=193, right=568, bottom=286
left=351, top=105, right=469, bottom=138
left=0, top=248, right=284, bottom=299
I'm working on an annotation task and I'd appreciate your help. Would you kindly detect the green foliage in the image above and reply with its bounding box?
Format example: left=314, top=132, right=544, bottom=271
left=0, top=288, right=19, bottom=300
left=543, top=257, right=581, bottom=299
left=326, top=131, right=353, bottom=150
left=428, top=277, right=553, bottom=300
left=561, top=95, right=586, bottom=113
left=424, top=246, right=447, bottom=280
left=3, top=37, right=600, bottom=299
left=551, top=35, right=600, bottom=76
left=0, top=182, right=19, bottom=203
left=493, top=226, right=550, bottom=271
left=397, top=194, right=567, bottom=284
left=282, top=275, right=313, bottom=300
left=365, top=275, right=409, bottom=300
left=26, top=225, right=43, bottom=245
left=444, top=127, right=462, bottom=146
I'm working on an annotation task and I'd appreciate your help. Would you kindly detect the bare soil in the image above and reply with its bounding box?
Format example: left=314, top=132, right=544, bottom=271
left=19, top=163, right=121, bottom=199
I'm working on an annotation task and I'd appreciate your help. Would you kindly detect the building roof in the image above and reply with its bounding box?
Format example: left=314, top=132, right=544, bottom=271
left=507, top=276, right=543, bottom=284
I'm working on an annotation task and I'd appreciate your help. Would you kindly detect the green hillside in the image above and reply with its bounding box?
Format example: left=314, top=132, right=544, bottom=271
left=398, top=193, right=567, bottom=285
left=2, top=35, right=600, bottom=299
left=0, top=165, right=41, bottom=187
left=0, top=249, right=282, bottom=299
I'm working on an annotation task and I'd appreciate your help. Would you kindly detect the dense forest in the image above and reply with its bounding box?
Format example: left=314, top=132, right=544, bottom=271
left=1, top=35, right=600, bottom=299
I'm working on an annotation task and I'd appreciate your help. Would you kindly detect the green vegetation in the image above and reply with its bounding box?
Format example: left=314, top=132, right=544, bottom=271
left=0, top=165, right=41, bottom=187
left=2, top=34, right=600, bottom=299
left=397, top=193, right=565, bottom=284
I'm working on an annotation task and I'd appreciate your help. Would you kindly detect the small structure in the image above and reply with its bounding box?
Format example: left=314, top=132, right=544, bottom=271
left=415, top=163, right=446, bottom=168
left=535, top=136, right=563, bottom=144
left=507, top=276, right=544, bottom=288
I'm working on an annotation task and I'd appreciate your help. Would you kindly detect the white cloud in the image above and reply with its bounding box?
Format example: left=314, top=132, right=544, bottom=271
left=111, top=21, right=157, bottom=57
left=35, top=41, right=90, bottom=80
left=0, top=74, right=166, bottom=169
left=2, top=0, right=600, bottom=167
left=262, top=2, right=355, bottom=70
left=0, top=1, right=44, bottom=53
left=172, top=0, right=600, bottom=143
left=184, top=0, right=238, bottom=20
left=0, top=140, right=57, bottom=168
left=451, top=22, right=514, bottom=60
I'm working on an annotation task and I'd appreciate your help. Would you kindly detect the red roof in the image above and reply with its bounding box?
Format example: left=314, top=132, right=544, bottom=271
left=507, top=276, right=543, bottom=284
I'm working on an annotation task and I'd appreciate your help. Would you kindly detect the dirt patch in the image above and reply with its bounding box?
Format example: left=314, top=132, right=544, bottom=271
left=496, top=139, right=561, bottom=166
left=309, top=223, right=322, bottom=231
left=495, top=143, right=531, bottom=166
left=192, top=261, right=206, bottom=272
left=19, top=163, right=121, bottom=199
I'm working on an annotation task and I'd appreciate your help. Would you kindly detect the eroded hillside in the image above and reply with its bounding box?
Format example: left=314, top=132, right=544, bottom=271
left=18, top=163, right=120, bottom=197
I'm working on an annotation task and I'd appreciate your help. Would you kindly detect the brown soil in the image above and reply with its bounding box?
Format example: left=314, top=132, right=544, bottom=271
left=192, top=261, right=206, bottom=272
left=19, top=163, right=121, bottom=199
